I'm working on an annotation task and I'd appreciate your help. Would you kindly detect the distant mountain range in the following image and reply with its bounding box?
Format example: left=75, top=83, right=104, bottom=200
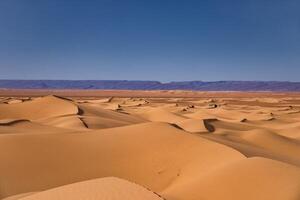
left=1, top=80, right=300, bottom=91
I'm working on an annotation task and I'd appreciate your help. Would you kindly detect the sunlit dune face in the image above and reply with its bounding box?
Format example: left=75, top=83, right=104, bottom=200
left=1, top=92, right=300, bottom=200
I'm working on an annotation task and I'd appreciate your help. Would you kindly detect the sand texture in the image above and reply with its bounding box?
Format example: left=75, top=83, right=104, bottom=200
left=1, top=92, right=300, bottom=200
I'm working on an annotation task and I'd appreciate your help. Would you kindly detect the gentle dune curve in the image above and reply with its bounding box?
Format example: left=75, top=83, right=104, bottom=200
left=13, top=177, right=164, bottom=200
left=0, top=95, right=78, bottom=120
left=0, top=122, right=244, bottom=199
left=1, top=93, right=300, bottom=200
left=162, top=157, right=300, bottom=200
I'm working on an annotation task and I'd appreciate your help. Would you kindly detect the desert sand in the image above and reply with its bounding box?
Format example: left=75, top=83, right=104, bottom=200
left=1, top=90, right=300, bottom=200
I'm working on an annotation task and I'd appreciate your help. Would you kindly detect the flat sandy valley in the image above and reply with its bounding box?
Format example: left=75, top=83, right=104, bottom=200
left=1, top=90, right=300, bottom=200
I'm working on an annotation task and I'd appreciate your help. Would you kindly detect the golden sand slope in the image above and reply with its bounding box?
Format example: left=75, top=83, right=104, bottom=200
left=163, top=157, right=300, bottom=200
left=1, top=93, right=300, bottom=200
left=7, top=177, right=164, bottom=200
left=0, top=95, right=78, bottom=120
left=0, top=122, right=243, bottom=198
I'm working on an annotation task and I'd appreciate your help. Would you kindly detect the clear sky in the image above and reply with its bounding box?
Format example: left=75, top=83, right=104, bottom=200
left=0, top=0, right=299, bottom=81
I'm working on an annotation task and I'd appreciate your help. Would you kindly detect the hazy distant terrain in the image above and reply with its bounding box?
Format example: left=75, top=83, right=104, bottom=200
left=1, top=80, right=300, bottom=91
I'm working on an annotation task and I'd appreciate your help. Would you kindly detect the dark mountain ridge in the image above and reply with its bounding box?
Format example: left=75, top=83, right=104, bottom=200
left=0, top=80, right=300, bottom=91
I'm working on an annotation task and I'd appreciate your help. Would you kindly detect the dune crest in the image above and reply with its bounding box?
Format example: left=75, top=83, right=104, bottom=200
left=0, top=95, right=78, bottom=120
left=1, top=93, right=300, bottom=200
left=14, top=177, right=164, bottom=200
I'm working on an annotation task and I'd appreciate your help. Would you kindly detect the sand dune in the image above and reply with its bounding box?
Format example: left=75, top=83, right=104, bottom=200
left=78, top=104, right=145, bottom=124
left=2, top=193, right=36, bottom=200
left=36, top=115, right=88, bottom=130
left=0, top=95, right=78, bottom=120
left=0, top=122, right=243, bottom=198
left=162, top=157, right=300, bottom=200
left=1, top=92, right=300, bottom=200
left=0, top=120, right=75, bottom=135
left=137, top=108, right=187, bottom=123
left=176, top=118, right=217, bottom=132
left=13, top=177, right=164, bottom=200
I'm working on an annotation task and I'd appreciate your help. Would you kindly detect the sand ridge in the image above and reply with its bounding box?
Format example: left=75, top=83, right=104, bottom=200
left=1, top=92, right=300, bottom=200
left=10, top=177, right=165, bottom=200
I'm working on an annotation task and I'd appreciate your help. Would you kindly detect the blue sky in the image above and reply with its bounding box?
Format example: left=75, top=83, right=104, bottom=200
left=0, top=0, right=299, bottom=81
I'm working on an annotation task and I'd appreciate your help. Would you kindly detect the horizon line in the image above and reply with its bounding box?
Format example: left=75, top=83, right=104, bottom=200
left=0, top=79, right=299, bottom=83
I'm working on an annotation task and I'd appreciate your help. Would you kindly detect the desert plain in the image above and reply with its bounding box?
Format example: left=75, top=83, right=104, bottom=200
left=1, top=90, right=300, bottom=200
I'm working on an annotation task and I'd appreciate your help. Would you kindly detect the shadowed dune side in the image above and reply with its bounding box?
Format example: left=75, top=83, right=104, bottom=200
left=240, top=130, right=300, bottom=164
left=0, top=119, right=30, bottom=126
left=2, top=193, right=36, bottom=200
left=36, top=116, right=88, bottom=130
left=187, top=109, right=300, bottom=166
left=176, top=118, right=217, bottom=133
left=10, top=177, right=164, bottom=200
left=78, top=104, right=146, bottom=125
left=0, top=122, right=244, bottom=199
left=0, top=95, right=146, bottom=130
left=79, top=116, right=133, bottom=129
left=201, top=129, right=300, bottom=166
